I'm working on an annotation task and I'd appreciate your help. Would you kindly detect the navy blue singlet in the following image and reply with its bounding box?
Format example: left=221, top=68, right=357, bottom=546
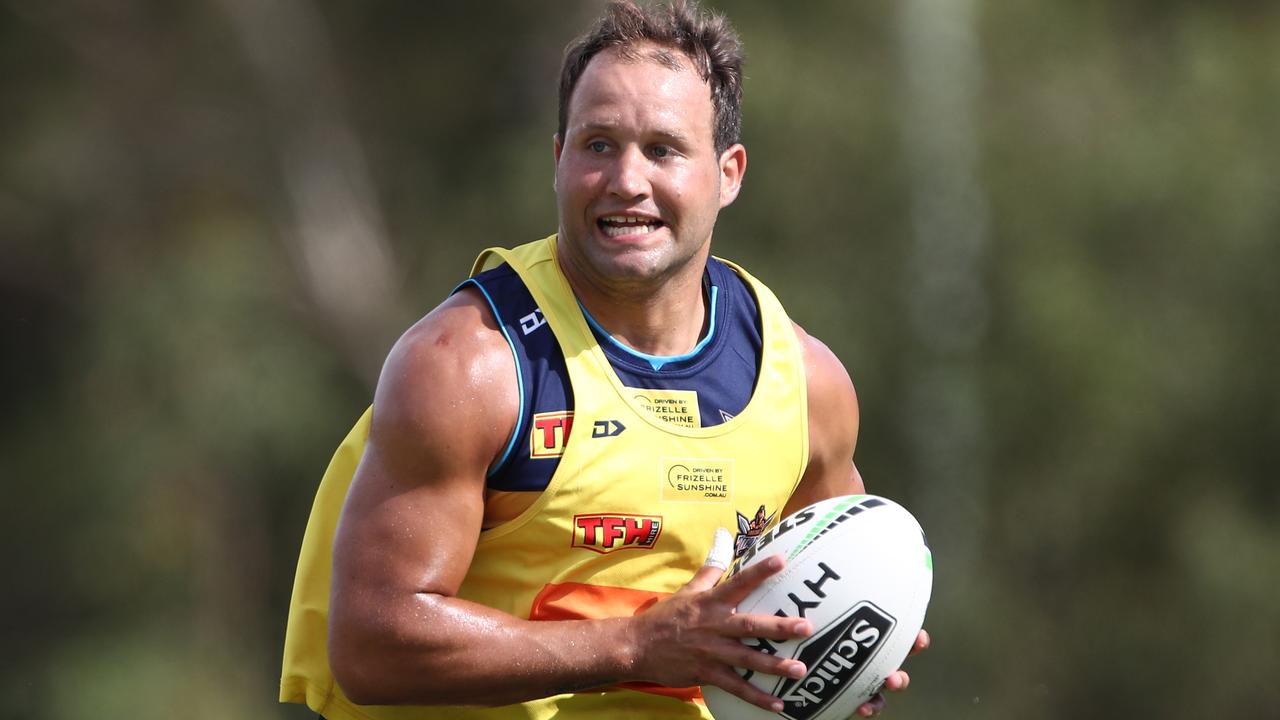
left=454, top=257, right=763, bottom=493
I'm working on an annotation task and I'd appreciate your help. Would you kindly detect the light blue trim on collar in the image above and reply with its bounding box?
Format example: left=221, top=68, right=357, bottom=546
left=578, top=284, right=719, bottom=371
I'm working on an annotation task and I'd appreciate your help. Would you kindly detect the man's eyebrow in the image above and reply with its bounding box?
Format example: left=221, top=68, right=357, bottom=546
left=651, top=128, right=692, bottom=144
left=577, top=121, right=621, bottom=133
left=575, top=122, right=692, bottom=144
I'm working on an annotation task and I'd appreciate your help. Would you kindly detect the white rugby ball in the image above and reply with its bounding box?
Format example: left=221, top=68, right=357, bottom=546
left=703, top=495, right=932, bottom=720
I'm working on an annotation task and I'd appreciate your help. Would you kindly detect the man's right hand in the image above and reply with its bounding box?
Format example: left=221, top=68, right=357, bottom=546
left=628, top=553, right=813, bottom=713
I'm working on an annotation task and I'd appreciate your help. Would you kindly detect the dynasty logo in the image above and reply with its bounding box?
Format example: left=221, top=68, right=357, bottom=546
left=571, top=514, right=663, bottom=554
left=774, top=601, right=897, bottom=720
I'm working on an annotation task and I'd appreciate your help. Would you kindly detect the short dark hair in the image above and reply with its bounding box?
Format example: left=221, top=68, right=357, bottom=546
left=558, top=0, right=745, bottom=154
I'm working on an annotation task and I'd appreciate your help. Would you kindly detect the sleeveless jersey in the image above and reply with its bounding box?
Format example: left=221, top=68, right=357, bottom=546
left=462, top=253, right=765, bottom=526
left=279, top=235, right=810, bottom=720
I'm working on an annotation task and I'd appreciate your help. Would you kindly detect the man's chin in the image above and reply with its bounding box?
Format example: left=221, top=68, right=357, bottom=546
left=583, top=249, right=671, bottom=288
left=558, top=234, right=687, bottom=291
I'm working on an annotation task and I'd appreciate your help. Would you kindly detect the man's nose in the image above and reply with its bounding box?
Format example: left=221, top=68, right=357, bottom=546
left=607, top=146, right=650, bottom=199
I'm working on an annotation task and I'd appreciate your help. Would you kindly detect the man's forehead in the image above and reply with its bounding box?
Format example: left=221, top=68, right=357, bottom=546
left=587, top=40, right=706, bottom=82
left=571, top=44, right=712, bottom=110
left=562, top=41, right=717, bottom=143
left=612, top=41, right=699, bottom=75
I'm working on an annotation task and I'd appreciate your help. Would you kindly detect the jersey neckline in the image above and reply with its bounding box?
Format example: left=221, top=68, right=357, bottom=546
left=579, top=277, right=723, bottom=374
left=542, top=238, right=779, bottom=440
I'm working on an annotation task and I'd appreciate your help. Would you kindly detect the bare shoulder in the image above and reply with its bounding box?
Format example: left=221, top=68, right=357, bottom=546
left=329, top=288, right=520, bottom=693
left=368, top=287, right=519, bottom=473
left=792, top=321, right=859, bottom=435
left=333, top=287, right=518, bottom=607
left=785, top=322, right=863, bottom=513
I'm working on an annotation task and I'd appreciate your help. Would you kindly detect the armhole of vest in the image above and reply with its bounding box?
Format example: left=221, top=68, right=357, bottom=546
left=717, top=258, right=764, bottom=392
left=454, top=277, right=525, bottom=479
left=717, top=256, right=808, bottom=484
left=713, top=257, right=762, bottom=330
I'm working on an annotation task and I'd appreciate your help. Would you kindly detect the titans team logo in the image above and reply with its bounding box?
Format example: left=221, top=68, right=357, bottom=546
left=734, top=504, right=777, bottom=559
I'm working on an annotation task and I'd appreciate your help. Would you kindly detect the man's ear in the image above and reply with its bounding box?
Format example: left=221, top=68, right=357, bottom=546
left=718, top=143, right=747, bottom=208
left=553, top=133, right=563, bottom=191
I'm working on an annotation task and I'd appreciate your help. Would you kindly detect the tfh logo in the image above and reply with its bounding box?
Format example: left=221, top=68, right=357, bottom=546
left=572, top=514, right=663, bottom=554
left=530, top=411, right=573, bottom=458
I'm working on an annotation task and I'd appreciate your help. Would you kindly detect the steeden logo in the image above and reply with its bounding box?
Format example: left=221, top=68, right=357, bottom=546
left=571, top=514, right=663, bottom=554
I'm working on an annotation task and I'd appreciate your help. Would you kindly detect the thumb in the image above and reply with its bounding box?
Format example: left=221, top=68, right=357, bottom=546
left=682, top=527, right=733, bottom=592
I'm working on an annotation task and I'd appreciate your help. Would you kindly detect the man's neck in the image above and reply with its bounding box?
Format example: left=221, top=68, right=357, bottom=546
left=558, top=255, right=710, bottom=358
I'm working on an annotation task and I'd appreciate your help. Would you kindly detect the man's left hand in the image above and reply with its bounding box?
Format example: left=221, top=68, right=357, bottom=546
left=853, top=628, right=930, bottom=717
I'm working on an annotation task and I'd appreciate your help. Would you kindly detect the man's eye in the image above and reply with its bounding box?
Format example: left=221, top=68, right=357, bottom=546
left=652, top=145, right=671, bottom=158
left=589, top=141, right=608, bottom=153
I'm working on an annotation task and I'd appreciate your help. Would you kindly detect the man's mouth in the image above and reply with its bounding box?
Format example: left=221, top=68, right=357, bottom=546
left=597, top=215, right=664, bottom=238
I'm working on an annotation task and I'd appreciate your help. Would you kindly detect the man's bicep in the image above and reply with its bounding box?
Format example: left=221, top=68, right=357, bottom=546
left=333, top=294, right=518, bottom=599
left=784, top=324, right=863, bottom=516
left=784, top=460, right=866, bottom=516
left=335, top=431, right=488, bottom=596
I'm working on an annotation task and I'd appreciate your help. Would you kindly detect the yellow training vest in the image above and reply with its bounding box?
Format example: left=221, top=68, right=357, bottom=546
left=280, top=236, right=809, bottom=719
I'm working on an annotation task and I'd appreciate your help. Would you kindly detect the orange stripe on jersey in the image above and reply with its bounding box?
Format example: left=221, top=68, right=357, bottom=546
left=528, top=581, right=666, bottom=621
left=615, top=681, right=705, bottom=704
left=528, top=582, right=704, bottom=703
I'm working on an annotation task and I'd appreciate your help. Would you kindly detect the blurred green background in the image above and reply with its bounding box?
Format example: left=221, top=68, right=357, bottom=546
left=3, top=1, right=1277, bottom=718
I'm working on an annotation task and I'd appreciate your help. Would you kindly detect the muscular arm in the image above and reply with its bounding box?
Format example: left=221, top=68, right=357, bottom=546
left=784, top=323, right=866, bottom=517
left=328, top=290, right=809, bottom=709
left=328, top=289, right=630, bottom=705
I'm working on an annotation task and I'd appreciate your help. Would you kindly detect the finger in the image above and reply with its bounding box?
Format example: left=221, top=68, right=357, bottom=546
left=703, top=527, right=733, bottom=571
left=677, top=529, right=736, bottom=595
left=911, top=628, right=931, bottom=655
left=722, top=611, right=812, bottom=641
left=856, top=693, right=886, bottom=717
left=710, top=637, right=808, bottom=679
left=680, top=563, right=727, bottom=595
left=711, top=554, right=786, bottom=605
left=704, top=665, right=788, bottom=714
left=882, top=669, right=910, bottom=692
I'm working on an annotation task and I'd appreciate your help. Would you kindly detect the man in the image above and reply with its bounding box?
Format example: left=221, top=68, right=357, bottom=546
left=280, top=1, right=927, bottom=718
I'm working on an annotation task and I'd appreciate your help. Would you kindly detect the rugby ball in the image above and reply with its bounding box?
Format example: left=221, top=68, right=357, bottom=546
left=703, top=495, right=932, bottom=720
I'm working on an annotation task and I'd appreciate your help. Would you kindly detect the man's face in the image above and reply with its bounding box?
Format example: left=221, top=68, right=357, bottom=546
left=554, top=44, right=745, bottom=294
